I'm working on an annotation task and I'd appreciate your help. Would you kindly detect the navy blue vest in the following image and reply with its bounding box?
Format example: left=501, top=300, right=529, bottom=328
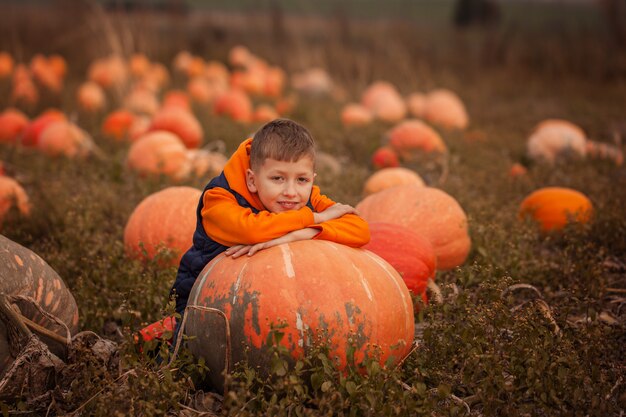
left=170, top=172, right=314, bottom=314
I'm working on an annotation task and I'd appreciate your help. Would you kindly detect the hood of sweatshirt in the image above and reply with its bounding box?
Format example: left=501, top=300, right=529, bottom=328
left=222, top=138, right=265, bottom=211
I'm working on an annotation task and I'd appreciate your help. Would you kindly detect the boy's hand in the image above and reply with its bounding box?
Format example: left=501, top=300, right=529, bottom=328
left=225, top=228, right=319, bottom=259
left=314, top=203, right=358, bottom=224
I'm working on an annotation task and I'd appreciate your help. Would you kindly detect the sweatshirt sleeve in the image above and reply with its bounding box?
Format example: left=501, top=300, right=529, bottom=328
left=309, top=187, right=371, bottom=247
left=201, top=187, right=315, bottom=246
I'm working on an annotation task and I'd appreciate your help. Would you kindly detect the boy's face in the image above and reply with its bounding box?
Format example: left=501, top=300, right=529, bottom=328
left=246, top=156, right=316, bottom=213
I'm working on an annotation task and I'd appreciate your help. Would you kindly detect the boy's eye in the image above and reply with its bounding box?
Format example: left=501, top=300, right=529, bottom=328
left=271, top=176, right=283, bottom=181
left=298, top=177, right=311, bottom=183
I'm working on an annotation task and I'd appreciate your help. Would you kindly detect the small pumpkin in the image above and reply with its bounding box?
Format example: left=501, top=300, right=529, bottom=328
left=77, top=81, right=107, bottom=113
left=20, top=109, right=66, bottom=147
left=387, top=119, right=447, bottom=159
left=361, top=81, right=406, bottom=123
left=186, top=240, right=414, bottom=392
left=356, top=185, right=471, bottom=270
left=0, top=108, right=29, bottom=144
left=126, top=131, right=190, bottom=180
left=363, top=167, right=424, bottom=197
left=341, top=103, right=373, bottom=127
left=0, top=176, right=30, bottom=230
left=102, top=109, right=136, bottom=141
left=371, top=146, right=399, bottom=170
left=123, top=186, right=201, bottom=266
left=251, top=104, right=279, bottom=123
left=38, top=120, right=95, bottom=158
left=0, top=51, right=14, bottom=78
left=405, top=92, right=427, bottom=119
left=149, top=107, right=204, bottom=149
left=213, top=89, right=252, bottom=123
left=527, top=119, right=587, bottom=163
left=423, top=88, right=469, bottom=130
left=519, top=187, right=593, bottom=232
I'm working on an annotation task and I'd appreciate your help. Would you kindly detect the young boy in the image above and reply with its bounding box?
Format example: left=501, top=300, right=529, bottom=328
left=170, top=118, right=370, bottom=317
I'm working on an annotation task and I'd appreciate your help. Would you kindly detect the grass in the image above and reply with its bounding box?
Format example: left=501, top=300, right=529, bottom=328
left=0, top=1, right=625, bottom=415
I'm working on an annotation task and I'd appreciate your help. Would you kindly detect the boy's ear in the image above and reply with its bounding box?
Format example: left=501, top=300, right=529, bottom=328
left=246, top=169, right=258, bottom=193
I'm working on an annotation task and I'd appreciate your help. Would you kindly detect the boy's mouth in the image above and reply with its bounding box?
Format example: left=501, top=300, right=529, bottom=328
left=278, top=201, right=299, bottom=210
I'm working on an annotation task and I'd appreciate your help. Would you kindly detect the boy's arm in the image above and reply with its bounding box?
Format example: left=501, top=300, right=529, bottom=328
left=308, top=187, right=370, bottom=247
left=201, top=187, right=315, bottom=246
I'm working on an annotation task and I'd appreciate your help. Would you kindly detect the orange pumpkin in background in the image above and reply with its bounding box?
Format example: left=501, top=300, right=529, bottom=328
left=186, top=149, right=228, bottom=178
left=361, top=81, right=406, bottom=123
left=406, top=92, right=427, bottom=119
left=102, top=109, right=136, bottom=141
left=77, top=81, right=107, bottom=113
left=363, top=222, right=436, bottom=299
left=29, top=54, right=62, bottom=93
left=0, top=176, right=31, bottom=230
left=0, top=108, right=29, bottom=144
left=251, top=104, right=279, bottom=123
left=0, top=234, right=79, bottom=375
left=526, top=119, right=587, bottom=164
left=162, top=90, right=191, bottom=111
left=356, top=185, right=471, bottom=270
left=149, top=107, right=204, bottom=149
left=213, top=89, right=252, bottom=123
left=123, top=186, right=201, bottom=266
left=38, top=120, right=95, bottom=158
left=123, top=87, right=159, bottom=116
left=371, top=146, right=400, bottom=170
left=341, top=103, right=373, bottom=127
left=387, top=119, right=447, bottom=159
left=126, top=131, right=190, bottom=179
left=0, top=51, right=14, bottom=78
left=519, top=187, right=593, bottom=232
left=187, top=76, right=225, bottom=105
left=21, top=109, right=66, bottom=147
left=423, top=89, right=469, bottom=130
left=290, top=67, right=333, bottom=96
left=186, top=240, right=415, bottom=392
left=362, top=167, right=424, bottom=197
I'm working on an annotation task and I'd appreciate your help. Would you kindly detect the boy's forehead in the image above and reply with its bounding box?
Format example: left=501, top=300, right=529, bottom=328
left=259, top=156, right=315, bottom=172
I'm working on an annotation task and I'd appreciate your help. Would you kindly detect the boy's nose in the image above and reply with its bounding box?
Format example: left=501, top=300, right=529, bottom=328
left=283, top=181, right=297, bottom=196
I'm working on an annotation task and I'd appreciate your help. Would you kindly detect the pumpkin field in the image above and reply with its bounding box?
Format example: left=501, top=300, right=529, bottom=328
left=0, top=0, right=625, bottom=415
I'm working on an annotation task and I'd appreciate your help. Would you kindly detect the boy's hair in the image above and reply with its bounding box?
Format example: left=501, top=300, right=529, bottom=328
left=250, top=119, right=316, bottom=170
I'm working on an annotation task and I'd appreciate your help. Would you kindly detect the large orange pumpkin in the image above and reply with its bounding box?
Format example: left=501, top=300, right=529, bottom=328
left=387, top=119, right=447, bottom=159
left=0, top=176, right=30, bottom=230
left=126, top=131, right=190, bottom=180
left=356, top=185, right=471, bottom=270
left=0, top=234, right=79, bottom=375
left=185, top=240, right=415, bottom=391
left=363, top=167, right=424, bottom=197
left=519, top=187, right=593, bottom=232
left=0, top=108, right=29, bottom=144
left=363, top=222, right=436, bottom=298
left=123, top=186, right=200, bottom=266
left=149, top=107, right=203, bottom=149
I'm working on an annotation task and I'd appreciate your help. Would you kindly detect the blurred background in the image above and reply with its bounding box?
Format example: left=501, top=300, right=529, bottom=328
left=1, top=0, right=624, bottom=92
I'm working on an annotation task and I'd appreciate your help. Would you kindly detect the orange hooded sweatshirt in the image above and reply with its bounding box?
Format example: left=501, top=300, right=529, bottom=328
left=200, top=138, right=370, bottom=247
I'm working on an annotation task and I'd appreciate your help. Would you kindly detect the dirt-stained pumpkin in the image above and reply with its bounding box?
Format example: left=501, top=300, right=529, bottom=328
left=185, top=240, right=415, bottom=392
left=0, top=234, right=79, bottom=375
